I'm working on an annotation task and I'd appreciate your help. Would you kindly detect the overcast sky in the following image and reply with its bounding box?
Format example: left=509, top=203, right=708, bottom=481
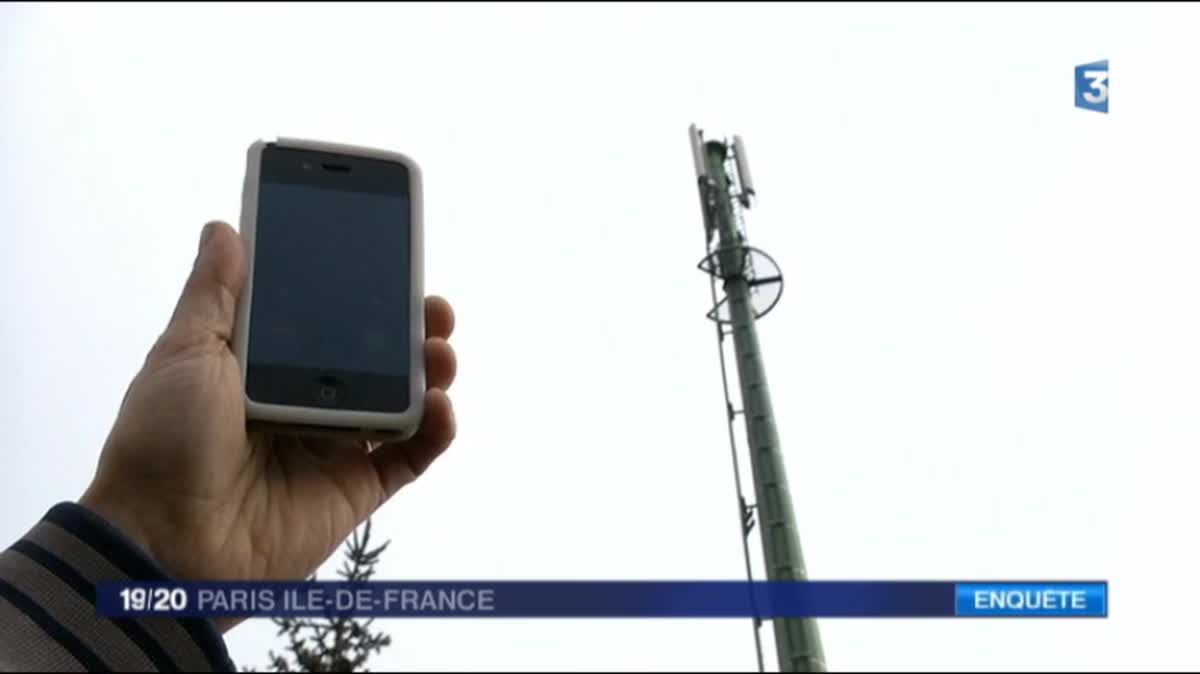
left=3, top=2, right=1199, bottom=671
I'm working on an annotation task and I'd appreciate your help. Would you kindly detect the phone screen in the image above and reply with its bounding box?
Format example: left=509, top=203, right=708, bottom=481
left=246, top=144, right=413, bottom=413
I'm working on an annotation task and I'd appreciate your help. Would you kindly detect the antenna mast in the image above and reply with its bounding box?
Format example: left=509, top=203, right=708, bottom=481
left=688, top=124, right=826, bottom=673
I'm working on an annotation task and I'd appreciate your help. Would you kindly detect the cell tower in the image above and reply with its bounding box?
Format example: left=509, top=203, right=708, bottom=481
left=688, top=124, right=826, bottom=673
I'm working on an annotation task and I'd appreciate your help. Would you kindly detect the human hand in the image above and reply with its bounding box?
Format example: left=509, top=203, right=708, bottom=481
left=79, top=221, right=456, bottom=629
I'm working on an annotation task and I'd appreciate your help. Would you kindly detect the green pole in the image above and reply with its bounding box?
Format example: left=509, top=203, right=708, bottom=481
left=703, top=141, right=826, bottom=673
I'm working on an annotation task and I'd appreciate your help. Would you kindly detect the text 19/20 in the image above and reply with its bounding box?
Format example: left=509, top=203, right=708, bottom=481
left=118, top=587, right=188, bottom=613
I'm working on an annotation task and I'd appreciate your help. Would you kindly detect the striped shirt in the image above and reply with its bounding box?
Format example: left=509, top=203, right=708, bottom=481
left=0, top=503, right=234, bottom=671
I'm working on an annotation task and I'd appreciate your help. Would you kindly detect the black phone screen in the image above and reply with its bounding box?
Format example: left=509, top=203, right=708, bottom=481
left=245, top=144, right=412, bottom=413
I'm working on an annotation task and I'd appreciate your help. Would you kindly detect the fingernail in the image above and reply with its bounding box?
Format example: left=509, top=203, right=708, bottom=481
left=194, top=223, right=218, bottom=270
left=198, top=222, right=217, bottom=255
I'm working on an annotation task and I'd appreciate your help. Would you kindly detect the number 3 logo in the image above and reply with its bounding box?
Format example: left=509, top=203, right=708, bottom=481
left=1075, top=60, right=1109, bottom=113
left=1082, top=70, right=1108, bottom=104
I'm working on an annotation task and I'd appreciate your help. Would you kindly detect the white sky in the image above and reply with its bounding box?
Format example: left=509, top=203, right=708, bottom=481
left=3, top=2, right=1199, bottom=671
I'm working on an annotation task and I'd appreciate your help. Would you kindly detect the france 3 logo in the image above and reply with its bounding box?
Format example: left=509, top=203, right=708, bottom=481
left=1075, top=60, right=1109, bottom=113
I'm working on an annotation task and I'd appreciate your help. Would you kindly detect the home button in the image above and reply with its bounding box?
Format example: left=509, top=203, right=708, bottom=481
left=314, top=376, right=345, bottom=407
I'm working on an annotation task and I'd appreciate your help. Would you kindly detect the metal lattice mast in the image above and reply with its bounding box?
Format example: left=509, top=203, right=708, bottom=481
left=689, top=125, right=826, bottom=673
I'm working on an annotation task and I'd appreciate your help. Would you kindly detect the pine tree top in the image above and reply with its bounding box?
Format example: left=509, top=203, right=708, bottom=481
left=256, top=521, right=393, bottom=673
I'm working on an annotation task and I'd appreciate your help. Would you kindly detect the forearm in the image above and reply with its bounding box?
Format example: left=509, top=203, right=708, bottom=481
left=0, top=503, right=234, bottom=672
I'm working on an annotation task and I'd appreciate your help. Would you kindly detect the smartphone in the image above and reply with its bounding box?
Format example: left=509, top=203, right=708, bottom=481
left=231, top=137, right=425, bottom=440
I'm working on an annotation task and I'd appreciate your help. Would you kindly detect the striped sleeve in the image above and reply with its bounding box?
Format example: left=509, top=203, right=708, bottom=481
left=0, top=503, right=234, bottom=672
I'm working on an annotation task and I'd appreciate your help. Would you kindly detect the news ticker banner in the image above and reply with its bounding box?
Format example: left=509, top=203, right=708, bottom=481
left=96, top=581, right=1107, bottom=620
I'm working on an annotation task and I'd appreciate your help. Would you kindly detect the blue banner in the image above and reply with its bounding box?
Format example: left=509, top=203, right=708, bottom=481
left=95, top=581, right=1108, bottom=620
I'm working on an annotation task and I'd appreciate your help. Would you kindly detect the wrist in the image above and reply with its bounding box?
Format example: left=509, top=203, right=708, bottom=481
left=78, top=483, right=162, bottom=574
left=77, top=484, right=243, bottom=634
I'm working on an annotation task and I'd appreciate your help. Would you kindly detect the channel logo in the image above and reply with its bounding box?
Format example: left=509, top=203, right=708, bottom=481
left=1076, top=59, right=1109, bottom=113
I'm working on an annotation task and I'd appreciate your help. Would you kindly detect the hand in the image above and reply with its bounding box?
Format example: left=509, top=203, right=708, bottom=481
left=79, top=221, right=457, bottom=629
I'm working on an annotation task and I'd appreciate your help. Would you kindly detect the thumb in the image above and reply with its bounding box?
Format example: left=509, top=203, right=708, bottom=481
left=167, top=221, right=247, bottom=343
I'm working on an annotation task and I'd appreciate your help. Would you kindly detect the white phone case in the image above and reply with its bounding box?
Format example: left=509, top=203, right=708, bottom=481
left=232, top=137, right=425, bottom=441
